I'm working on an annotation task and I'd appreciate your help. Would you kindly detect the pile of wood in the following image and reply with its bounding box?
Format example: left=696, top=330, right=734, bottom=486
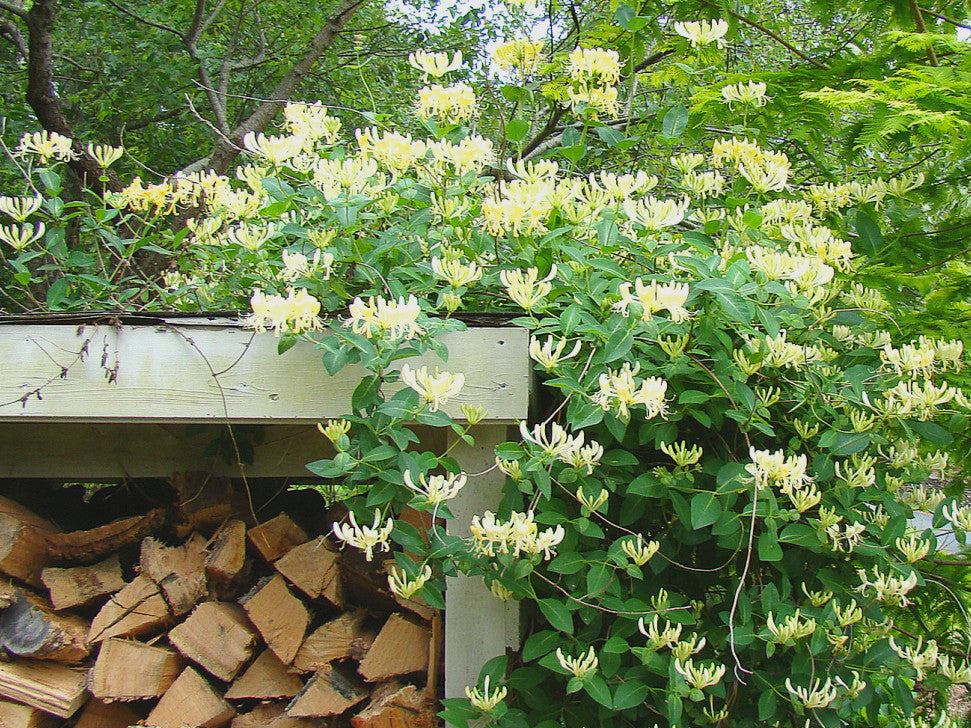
left=0, top=474, right=441, bottom=727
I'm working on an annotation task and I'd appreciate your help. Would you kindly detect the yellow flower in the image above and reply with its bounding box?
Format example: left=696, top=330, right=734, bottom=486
left=399, top=364, right=465, bottom=412
left=0, top=195, right=43, bottom=223
left=674, top=658, right=726, bottom=689
left=283, top=101, right=342, bottom=145
left=660, top=440, right=702, bottom=467
left=343, top=295, right=424, bottom=340
left=613, top=278, right=691, bottom=323
left=785, top=677, right=838, bottom=709
left=674, top=19, right=730, bottom=48
left=620, top=535, right=659, bottom=566
left=622, top=195, right=690, bottom=231
left=465, top=676, right=507, bottom=711
left=493, top=39, right=543, bottom=74
left=332, top=509, right=394, bottom=561
left=403, top=470, right=467, bottom=505
left=556, top=647, right=598, bottom=678
left=721, top=81, right=769, bottom=109
left=567, top=47, right=620, bottom=84
left=592, top=362, right=669, bottom=420
left=318, top=419, right=351, bottom=443
left=499, top=266, right=557, bottom=312
left=86, top=143, right=124, bottom=168
left=567, top=84, right=619, bottom=116
left=17, top=130, right=75, bottom=163
left=431, top=256, right=483, bottom=287
left=387, top=564, right=432, bottom=599
left=417, top=83, right=477, bottom=123
left=241, top=132, right=303, bottom=166
left=529, top=335, right=581, bottom=371
left=408, top=49, right=463, bottom=78
left=356, top=128, right=427, bottom=173
left=0, top=222, right=45, bottom=251
left=245, top=288, right=323, bottom=336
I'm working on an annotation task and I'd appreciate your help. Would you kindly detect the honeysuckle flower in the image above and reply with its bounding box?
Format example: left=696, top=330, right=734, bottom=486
left=659, top=334, right=689, bottom=358
left=317, top=419, right=351, bottom=443
left=766, top=610, right=816, bottom=643
left=86, top=143, right=124, bottom=169
left=529, top=335, right=581, bottom=371
left=403, top=470, right=467, bottom=506
left=519, top=420, right=575, bottom=459
left=834, top=599, right=863, bottom=627
left=17, top=130, right=75, bottom=163
left=681, top=170, right=725, bottom=198
left=674, top=658, right=726, bottom=690
left=417, top=83, right=477, bottom=123
left=613, top=278, right=691, bottom=323
left=493, top=39, right=543, bottom=74
left=283, top=101, right=342, bottom=145
left=506, top=158, right=559, bottom=182
left=489, top=580, right=514, bottom=601
left=387, top=564, right=432, bottom=599
left=674, top=19, right=730, bottom=48
left=344, top=294, right=424, bottom=340
left=242, top=132, right=303, bottom=166
left=399, top=364, right=465, bottom=412
left=825, top=521, right=866, bottom=553
left=560, top=439, right=604, bottom=475
left=739, top=158, right=790, bottom=193
left=896, top=534, right=932, bottom=563
left=469, top=510, right=564, bottom=559
left=621, top=535, right=659, bottom=566
left=465, top=675, right=507, bottom=711
left=721, top=80, right=769, bottom=109
left=638, top=614, right=682, bottom=649
left=622, top=195, right=690, bottom=231
left=856, top=566, right=919, bottom=606
left=460, top=404, right=487, bottom=424
left=332, top=509, right=394, bottom=561
left=556, top=647, right=598, bottom=679
left=944, top=504, right=971, bottom=531
left=408, top=49, right=463, bottom=78
left=356, top=128, right=427, bottom=172
left=800, top=584, right=833, bottom=607
left=785, top=677, right=838, bottom=709
left=245, top=288, right=323, bottom=336
left=671, top=633, right=707, bottom=663
left=592, top=362, right=669, bottom=420
left=499, top=266, right=556, bottom=312
left=745, top=448, right=812, bottom=494
left=938, top=655, right=971, bottom=683
left=567, top=83, right=619, bottom=116
left=0, top=195, right=43, bottom=223
left=431, top=256, right=482, bottom=288
left=495, top=457, right=524, bottom=481
left=576, top=487, right=608, bottom=512
left=0, top=222, right=45, bottom=251
left=890, top=636, right=939, bottom=679
left=280, top=249, right=333, bottom=282
left=788, top=483, right=821, bottom=512
left=660, top=440, right=703, bottom=467
left=567, top=47, right=621, bottom=84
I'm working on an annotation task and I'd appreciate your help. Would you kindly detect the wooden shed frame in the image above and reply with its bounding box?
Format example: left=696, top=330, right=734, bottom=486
left=0, top=315, right=528, bottom=704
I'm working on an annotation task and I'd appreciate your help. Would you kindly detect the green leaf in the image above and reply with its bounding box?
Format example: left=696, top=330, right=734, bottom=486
left=758, top=528, right=783, bottom=561
left=506, top=118, right=530, bottom=143
left=690, top=492, right=721, bottom=529
left=595, top=126, right=625, bottom=147
left=522, top=630, right=560, bottom=661
left=45, top=277, right=69, bottom=309
left=538, top=598, right=574, bottom=634
left=854, top=211, right=884, bottom=255
left=612, top=681, right=648, bottom=710
left=583, top=675, right=612, bottom=708
left=661, top=104, right=688, bottom=139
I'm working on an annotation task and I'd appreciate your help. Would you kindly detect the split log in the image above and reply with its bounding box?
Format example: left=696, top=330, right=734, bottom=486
left=286, top=665, right=369, bottom=718
left=292, top=611, right=376, bottom=673
left=87, top=575, right=171, bottom=643
left=74, top=699, right=141, bottom=728
left=46, top=509, right=166, bottom=563
left=171, top=471, right=236, bottom=536
left=224, top=650, right=303, bottom=700
left=240, top=575, right=308, bottom=665
left=350, top=683, right=437, bottom=728
left=168, top=602, right=257, bottom=682
left=0, top=699, right=56, bottom=728
left=88, top=638, right=182, bottom=701
left=274, top=538, right=343, bottom=606
left=358, top=614, right=430, bottom=683
left=140, top=534, right=208, bottom=616
left=0, top=659, right=88, bottom=718
left=248, top=514, right=307, bottom=563
left=232, top=703, right=322, bottom=728
left=41, top=555, right=125, bottom=610
left=205, top=519, right=247, bottom=588
left=0, top=497, right=58, bottom=586
left=0, top=581, right=23, bottom=611
left=0, top=594, right=90, bottom=663
left=144, top=667, right=235, bottom=728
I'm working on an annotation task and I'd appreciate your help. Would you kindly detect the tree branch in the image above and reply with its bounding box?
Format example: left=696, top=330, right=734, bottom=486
left=121, top=107, right=183, bottom=132
left=0, top=0, right=27, bottom=19
left=0, top=18, right=26, bottom=58
left=909, top=0, right=938, bottom=67
left=100, top=0, right=181, bottom=39
left=698, top=0, right=828, bottom=70
left=918, top=6, right=971, bottom=31
left=206, top=0, right=368, bottom=174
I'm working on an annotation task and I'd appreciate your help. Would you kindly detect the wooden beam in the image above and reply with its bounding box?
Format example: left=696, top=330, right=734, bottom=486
left=444, top=425, right=520, bottom=700
left=0, top=322, right=528, bottom=424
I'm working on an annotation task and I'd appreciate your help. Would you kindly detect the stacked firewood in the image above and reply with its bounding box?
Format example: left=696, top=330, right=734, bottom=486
left=0, top=473, right=440, bottom=727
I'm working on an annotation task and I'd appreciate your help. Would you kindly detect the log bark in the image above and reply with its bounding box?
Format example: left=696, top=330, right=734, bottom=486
left=205, top=519, right=247, bottom=585
left=40, top=555, right=125, bottom=610
left=0, top=660, right=88, bottom=719
left=46, top=509, right=166, bottom=563
left=239, top=575, right=308, bottom=665
left=171, top=471, right=236, bottom=536
left=350, top=683, right=437, bottom=728
left=0, top=497, right=57, bottom=587
left=88, top=637, right=182, bottom=701
left=0, top=594, right=90, bottom=663
left=145, top=667, right=235, bottom=728
left=168, top=602, right=257, bottom=682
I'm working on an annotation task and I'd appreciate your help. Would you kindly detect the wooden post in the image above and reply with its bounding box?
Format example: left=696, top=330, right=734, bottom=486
left=444, top=426, right=520, bottom=699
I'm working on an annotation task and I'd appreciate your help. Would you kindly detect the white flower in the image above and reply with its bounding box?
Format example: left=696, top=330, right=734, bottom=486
left=408, top=50, right=463, bottom=78
left=556, top=647, right=598, bottom=678
left=18, top=130, right=75, bottom=163
left=242, top=132, right=303, bottom=166
left=0, top=195, right=43, bottom=223
left=674, top=658, right=726, bottom=689
left=721, top=81, right=769, bottom=109
left=0, top=222, right=45, bottom=251
left=332, top=509, right=394, bottom=561
left=465, top=675, right=507, bottom=711
left=621, top=535, right=659, bottom=566
left=529, top=335, right=581, bottom=371
left=344, top=295, right=424, bottom=340
left=785, top=677, right=838, bottom=709
left=500, top=266, right=557, bottom=312
left=431, top=256, right=483, bottom=288
left=388, top=564, right=432, bottom=599
left=613, top=278, right=691, bottom=323
left=674, top=19, right=730, bottom=48
left=399, top=364, right=465, bottom=412
left=403, top=470, right=467, bottom=506
left=86, top=143, right=124, bottom=168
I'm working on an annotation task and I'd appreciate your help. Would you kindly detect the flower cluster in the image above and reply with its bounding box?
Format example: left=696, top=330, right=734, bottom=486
left=470, top=510, right=565, bottom=559
left=332, top=509, right=394, bottom=561
left=592, top=362, right=669, bottom=420
left=343, top=295, right=424, bottom=340
left=566, top=47, right=621, bottom=115
left=245, top=288, right=323, bottom=336
left=399, top=364, right=464, bottom=412
left=417, top=83, right=477, bottom=124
